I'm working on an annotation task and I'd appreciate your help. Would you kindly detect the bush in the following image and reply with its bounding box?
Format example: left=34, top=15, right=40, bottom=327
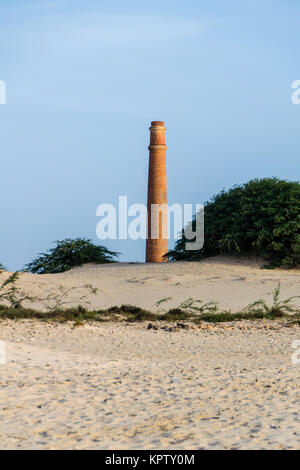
left=25, top=238, right=119, bottom=274
left=168, top=178, right=300, bottom=267
left=0, top=263, right=6, bottom=272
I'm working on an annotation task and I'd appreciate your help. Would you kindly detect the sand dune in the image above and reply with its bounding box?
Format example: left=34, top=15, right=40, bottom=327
left=1, top=256, right=299, bottom=312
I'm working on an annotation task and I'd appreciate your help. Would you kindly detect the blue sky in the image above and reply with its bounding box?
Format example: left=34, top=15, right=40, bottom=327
left=0, top=0, right=299, bottom=269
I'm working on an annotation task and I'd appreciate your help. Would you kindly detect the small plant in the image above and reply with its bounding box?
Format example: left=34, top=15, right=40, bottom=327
left=177, top=298, right=219, bottom=315
left=0, top=263, right=6, bottom=272
left=154, top=297, right=219, bottom=317
left=159, top=298, right=222, bottom=322
left=243, top=283, right=300, bottom=318
left=108, top=305, right=157, bottom=322
left=25, top=238, right=119, bottom=274
left=155, top=297, right=172, bottom=307
left=0, top=271, right=98, bottom=314
left=0, top=272, right=36, bottom=308
left=154, top=297, right=172, bottom=313
left=39, top=284, right=98, bottom=311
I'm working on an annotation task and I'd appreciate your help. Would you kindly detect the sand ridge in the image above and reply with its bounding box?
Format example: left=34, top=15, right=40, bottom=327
left=1, top=256, right=299, bottom=312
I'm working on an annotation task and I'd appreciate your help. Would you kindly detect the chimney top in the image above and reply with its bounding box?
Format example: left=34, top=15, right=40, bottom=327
left=151, top=121, right=165, bottom=127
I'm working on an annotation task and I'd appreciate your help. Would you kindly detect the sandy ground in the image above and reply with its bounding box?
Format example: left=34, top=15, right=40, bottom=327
left=0, top=319, right=300, bottom=450
left=0, top=258, right=300, bottom=449
left=1, top=256, right=299, bottom=312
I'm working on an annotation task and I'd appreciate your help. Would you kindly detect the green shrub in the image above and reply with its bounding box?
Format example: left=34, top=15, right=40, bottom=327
left=25, top=238, right=119, bottom=274
left=168, top=178, right=300, bottom=267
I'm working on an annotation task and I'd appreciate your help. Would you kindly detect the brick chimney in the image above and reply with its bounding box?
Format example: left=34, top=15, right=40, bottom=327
left=146, top=121, right=168, bottom=262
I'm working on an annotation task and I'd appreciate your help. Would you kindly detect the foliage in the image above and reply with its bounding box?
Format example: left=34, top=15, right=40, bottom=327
left=0, top=272, right=35, bottom=307
left=39, top=284, right=98, bottom=311
left=0, top=304, right=107, bottom=323
left=25, top=238, right=119, bottom=274
left=0, top=263, right=6, bottom=272
left=0, top=270, right=98, bottom=312
left=0, top=278, right=299, bottom=326
left=242, top=282, right=300, bottom=318
left=1, top=283, right=298, bottom=326
left=177, top=298, right=218, bottom=315
left=168, top=178, right=300, bottom=267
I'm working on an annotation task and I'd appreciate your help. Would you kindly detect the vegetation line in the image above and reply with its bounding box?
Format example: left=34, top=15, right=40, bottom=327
left=0, top=275, right=299, bottom=326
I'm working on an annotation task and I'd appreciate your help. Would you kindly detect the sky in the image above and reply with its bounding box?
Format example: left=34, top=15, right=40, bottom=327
left=0, top=0, right=299, bottom=270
